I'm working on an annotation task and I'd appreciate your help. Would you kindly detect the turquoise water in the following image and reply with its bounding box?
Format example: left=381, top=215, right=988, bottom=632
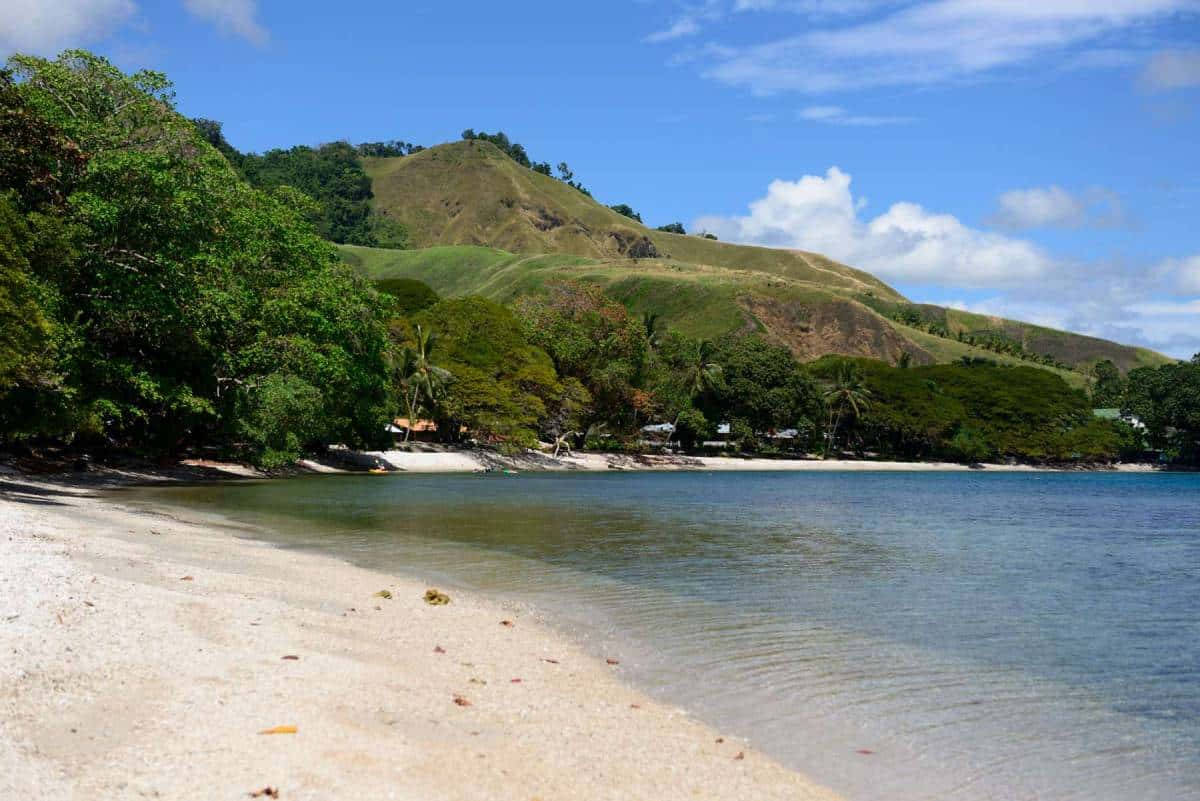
left=132, top=471, right=1200, bottom=800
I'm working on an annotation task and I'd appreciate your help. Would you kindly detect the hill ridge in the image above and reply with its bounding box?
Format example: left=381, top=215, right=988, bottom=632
left=357, top=140, right=1170, bottom=376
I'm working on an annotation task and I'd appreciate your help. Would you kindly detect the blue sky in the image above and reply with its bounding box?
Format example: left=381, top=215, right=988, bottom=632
left=3, top=0, right=1199, bottom=357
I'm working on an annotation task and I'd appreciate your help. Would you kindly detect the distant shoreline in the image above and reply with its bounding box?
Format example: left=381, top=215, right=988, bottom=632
left=339, top=446, right=1168, bottom=476
left=0, top=448, right=1172, bottom=487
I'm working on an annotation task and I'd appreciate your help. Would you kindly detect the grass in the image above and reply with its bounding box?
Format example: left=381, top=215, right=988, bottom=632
left=343, top=243, right=1122, bottom=382
left=362, top=140, right=902, bottom=301
left=354, top=139, right=1171, bottom=374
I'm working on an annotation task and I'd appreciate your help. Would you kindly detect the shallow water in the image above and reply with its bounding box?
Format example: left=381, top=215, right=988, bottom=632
left=131, top=471, right=1200, bottom=801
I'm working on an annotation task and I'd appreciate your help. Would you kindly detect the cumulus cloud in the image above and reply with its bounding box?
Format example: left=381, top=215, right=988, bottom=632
left=658, top=0, right=1200, bottom=94
left=1141, top=49, right=1200, bottom=90
left=183, top=0, right=267, bottom=45
left=989, top=185, right=1125, bottom=231
left=693, top=166, right=1049, bottom=287
left=798, top=105, right=912, bottom=126
left=0, top=0, right=136, bottom=55
left=693, top=170, right=1200, bottom=357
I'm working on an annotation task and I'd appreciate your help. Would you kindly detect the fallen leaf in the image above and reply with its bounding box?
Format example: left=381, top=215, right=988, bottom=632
left=248, top=788, right=279, bottom=799
left=630, top=703, right=641, bottom=709
left=856, top=749, right=874, bottom=755
left=510, top=678, right=522, bottom=683
left=453, top=695, right=472, bottom=707
left=424, top=588, right=450, bottom=605
left=433, top=645, right=445, bottom=654
left=469, top=677, right=487, bottom=685
left=715, top=737, right=724, bottom=744
left=500, top=619, right=513, bottom=627
left=540, top=657, right=558, bottom=664
left=734, top=751, right=745, bottom=761
left=280, top=655, right=299, bottom=661
left=605, top=658, right=620, bottom=665
left=374, top=589, right=392, bottom=600
left=82, top=601, right=94, bottom=608
left=180, top=575, right=194, bottom=581
left=258, top=725, right=297, bottom=735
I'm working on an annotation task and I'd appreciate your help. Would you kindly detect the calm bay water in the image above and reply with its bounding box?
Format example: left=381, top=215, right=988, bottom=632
left=131, top=471, right=1200, bottom=801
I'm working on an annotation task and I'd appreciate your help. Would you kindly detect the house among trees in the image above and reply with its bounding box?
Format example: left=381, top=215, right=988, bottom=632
left=389, top=417, right=440, bottom=443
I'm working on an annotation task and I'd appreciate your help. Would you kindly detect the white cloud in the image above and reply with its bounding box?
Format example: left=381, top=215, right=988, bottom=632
left=683, top=0, right=1199, bottom=93
left=693, top=166, right=1049, bottom=287
left=947, top=293, right=1200, bottom=359
left=989, top=185, right=1125, bottom=230
left=733, top=0, right=897, bottom=15
left=645, top=17, right=701, bottom=44
left=692, top=170, right=1200, bottom=356
left=0, top=0, right=136, bottom=55
left=183, top=0, right=267, bottom=45
left=1157, top=255, right=1200, bottom=294
left=798, top=104, right=912, bottom=126
left=1141, top=49, right=1200, bottom=90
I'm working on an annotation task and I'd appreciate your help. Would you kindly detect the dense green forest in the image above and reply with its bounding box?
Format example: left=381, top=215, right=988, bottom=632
left=2, top=52, right=1196, bottom=468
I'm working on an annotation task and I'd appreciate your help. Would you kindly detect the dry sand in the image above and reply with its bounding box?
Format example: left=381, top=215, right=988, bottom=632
left=360, top=445, right=1151, bottom=474
left=0, top=476, right=843, bottom=801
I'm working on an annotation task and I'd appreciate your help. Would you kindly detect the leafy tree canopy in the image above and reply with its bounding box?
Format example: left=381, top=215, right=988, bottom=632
left=609, top=203, right=642, bottom=223
left=1, top=50, right=393, bottom=465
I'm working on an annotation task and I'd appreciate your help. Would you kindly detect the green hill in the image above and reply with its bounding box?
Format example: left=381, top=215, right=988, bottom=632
left=343, top=244, right=1114, bottom=387
left=355, top=140, right=1171, bottom=377
left=363, top=141, right=897, bottom=298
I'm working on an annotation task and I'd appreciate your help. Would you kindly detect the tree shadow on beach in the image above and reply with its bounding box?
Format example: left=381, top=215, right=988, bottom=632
left=0, top=479, right=78, bottom=507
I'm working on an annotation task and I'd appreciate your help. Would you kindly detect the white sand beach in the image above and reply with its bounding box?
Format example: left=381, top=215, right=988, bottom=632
left=0, top=475, right=843, bottom=801
left=350, top=444, right=1153, bottom=474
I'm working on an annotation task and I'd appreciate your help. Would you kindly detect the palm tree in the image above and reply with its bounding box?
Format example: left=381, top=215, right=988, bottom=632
left=397, top=325, right=450, bottom=443
left=668, top=340, right=723, bottom=445
left=683, top=340, right=723, bottom=400
left=822, top=365, right=871, bottom=458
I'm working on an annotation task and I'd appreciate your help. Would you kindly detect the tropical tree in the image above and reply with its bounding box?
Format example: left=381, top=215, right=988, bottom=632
left=822, top=365, right=872, bottom=458
left=396, top=324, right=449, bottom=442
left=667, top=339, right=722, bottom=445
left=2, top=50, right=394, bottom=463
left=1089, top=359, right=1124, bottom=407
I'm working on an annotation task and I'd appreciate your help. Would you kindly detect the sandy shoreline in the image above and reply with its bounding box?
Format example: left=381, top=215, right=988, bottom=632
left=348, top=445, right=1162, bottom=474
left=0, top=477, right=843, bottom=801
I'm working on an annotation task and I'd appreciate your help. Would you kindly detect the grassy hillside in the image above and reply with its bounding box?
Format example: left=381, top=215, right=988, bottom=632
left=363, top=141, right=900, bottom=300
left=857, top=297, right=1171, bottom=373
left=357, top=139, right=1170, bottom=377
left=342, top=243, right=1096, bottom=386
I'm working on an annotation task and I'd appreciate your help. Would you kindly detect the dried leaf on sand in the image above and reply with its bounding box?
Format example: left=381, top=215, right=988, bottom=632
left=258, top=725, right=298, bottom=735
left=424, top=588, right=450, bottom=605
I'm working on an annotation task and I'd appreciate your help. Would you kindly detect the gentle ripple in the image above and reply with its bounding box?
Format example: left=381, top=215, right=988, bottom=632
left=128, top=471, right=1200, bottom=801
